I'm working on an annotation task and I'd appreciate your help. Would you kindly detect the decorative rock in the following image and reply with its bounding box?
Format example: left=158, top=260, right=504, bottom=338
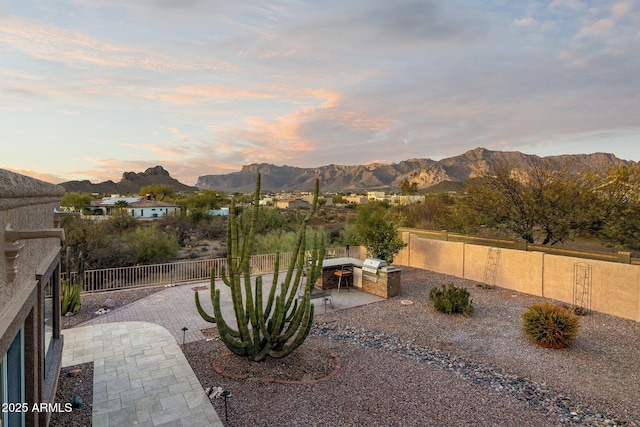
left=71, top=395, right=83, bottom=408
left=67, top=369, right=82, bottom=377
left=206, top=386, right=231, bottom=399
left=102, top=298, right=116, bottom=309
left=310, top=323, right=624, bottom=427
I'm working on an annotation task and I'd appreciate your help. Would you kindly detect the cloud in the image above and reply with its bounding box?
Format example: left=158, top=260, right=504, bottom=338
left=513, top=17, right=538, bottom=26
left=549, top=0, right=587, bottom=10
left=555, top=0, right=639, bottom=68
left=4, top=0, right=640, bottom=185
left=0, top=15, right=236, bottom=72
left=575, top=0, right=635, bottom=38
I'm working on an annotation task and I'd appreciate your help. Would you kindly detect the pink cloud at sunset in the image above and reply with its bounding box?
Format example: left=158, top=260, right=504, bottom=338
left=1, top=0, right=639, bottom=186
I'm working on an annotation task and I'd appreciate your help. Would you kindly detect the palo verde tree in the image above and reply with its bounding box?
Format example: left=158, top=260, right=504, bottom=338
left=458, top=159, right=594, bottom=245
left=60, top=192, right=94, bottom=212
left=590, top=164, right=640, bottom=249
left=353, top=200, right=406, bottom=263
left=195, top=174, right=325, bottom=361
left=400, top=178, right=419, bottom=195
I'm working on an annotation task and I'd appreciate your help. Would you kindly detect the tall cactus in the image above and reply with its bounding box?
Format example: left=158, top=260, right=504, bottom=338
left=195, top=174, right=324, bottom=361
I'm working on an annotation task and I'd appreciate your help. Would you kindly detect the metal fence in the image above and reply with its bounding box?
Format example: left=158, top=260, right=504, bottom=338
left=64, top=246, right=353, bottom=293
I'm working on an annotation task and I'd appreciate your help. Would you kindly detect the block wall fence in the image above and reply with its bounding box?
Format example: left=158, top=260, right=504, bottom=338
left=394, top=228, right=640, bottom=322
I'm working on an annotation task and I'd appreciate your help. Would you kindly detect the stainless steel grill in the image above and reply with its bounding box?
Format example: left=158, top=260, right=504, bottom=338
left=362, top=258, right=388, bottom=281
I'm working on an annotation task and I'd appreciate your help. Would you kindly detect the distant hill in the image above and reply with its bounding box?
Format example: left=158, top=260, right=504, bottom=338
left=59, top=166, right=197, bottom=194
left=58, top=148, right=634, bottom=194
left=195, top=147, right=632, bottom=192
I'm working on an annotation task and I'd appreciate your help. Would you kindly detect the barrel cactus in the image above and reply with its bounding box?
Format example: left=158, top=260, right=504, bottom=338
left=522, top=302, right=580, bottom=349
left=195, top=174, right=324, bottom=361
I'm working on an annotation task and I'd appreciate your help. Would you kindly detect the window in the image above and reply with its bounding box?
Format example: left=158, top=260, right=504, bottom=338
left=1, top=327, right=25, bottom=427
left=42, top=261, right=60, bottom=373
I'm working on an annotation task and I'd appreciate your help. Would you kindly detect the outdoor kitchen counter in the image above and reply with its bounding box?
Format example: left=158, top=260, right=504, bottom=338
left=322, top=257, right=363, bottom=268
left=315, top=257, right=363, bottom=290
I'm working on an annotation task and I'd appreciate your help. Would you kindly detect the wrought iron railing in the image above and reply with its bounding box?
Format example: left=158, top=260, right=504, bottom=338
left=63, top=246, right=356, bottom=293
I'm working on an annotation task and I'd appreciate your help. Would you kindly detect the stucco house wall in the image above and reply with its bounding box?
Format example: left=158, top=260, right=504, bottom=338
left=0, top=168, right=65, bottom=426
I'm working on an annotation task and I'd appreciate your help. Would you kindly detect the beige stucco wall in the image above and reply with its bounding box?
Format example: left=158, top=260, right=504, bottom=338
left=541, top=253, right=640, bottom=321
left=0, top=169, right=64, bottom=313
left=400, top=233, right=464, bottom=277
left=463, top=244, right=545, bottom=296
left=399, top=230, right=640, bottom=322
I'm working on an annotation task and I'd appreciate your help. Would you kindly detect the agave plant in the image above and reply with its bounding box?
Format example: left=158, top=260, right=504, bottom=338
left=61, top=246, right=83, bottom=315
left=195, top=174, right=324, bottom=361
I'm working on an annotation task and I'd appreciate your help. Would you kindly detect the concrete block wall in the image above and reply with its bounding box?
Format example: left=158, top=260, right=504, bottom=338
left=398, top=230, right=640, bottom=322
left=398, top=233, right=464, bottom=277
left=541, top=254, right=640, bottom=321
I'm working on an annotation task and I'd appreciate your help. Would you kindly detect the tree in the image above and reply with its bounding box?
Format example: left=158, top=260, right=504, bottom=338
left=195, top=174, right=324, bottom=361
left=123, top=225, right=179, bottom=264
left=113, top=200, right=129, bottom=212
left=239, top=205, right=291, bottom=236
left=332, top=194, right=346, bottom=204
left=396, top=193, right=452, bottom=229
left=591, top=164, right=640, bottom=249
left=457, top=160, right=596, bottom=245
left=60, top=192, right=94, bottom=211
left=139, top=184, right=176, bottom=201
left=61, top=214, right=179, bottom=270
left=400, top=179, right=419, bottom=195
left=178, top=190, right=229, bottom=211
left=353, top=201, right=406, bottom=263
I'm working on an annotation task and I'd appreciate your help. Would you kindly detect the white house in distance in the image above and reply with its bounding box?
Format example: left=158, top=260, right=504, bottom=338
left=87, top=196, right=180, bottom=219
left=206, top=207, right=230, bottom=216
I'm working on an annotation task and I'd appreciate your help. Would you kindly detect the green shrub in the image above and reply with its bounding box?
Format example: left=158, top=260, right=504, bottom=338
left=522, top=303, right=580, bottom=349
left=429, top=283, right=474, bottom=316
left=123, top=225, right=179, bottom=264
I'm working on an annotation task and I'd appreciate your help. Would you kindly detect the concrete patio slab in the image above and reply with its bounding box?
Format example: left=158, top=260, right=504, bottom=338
left=62, top=321, right=224, bottom=427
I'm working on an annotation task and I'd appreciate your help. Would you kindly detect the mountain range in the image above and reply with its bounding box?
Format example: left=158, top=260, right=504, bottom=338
left=59, top=165, right=197, bottom=194
left=59, top=148, right=634, bottom=194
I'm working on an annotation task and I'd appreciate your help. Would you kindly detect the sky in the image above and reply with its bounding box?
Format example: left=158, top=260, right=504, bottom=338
left=1, top=0, right=639, bottom=187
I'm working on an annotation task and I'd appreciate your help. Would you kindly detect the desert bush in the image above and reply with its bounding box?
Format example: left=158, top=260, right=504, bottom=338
left=252, top=228, right=330, bottom=255
left=123, top=225, right=179, bottom=264
left=522, top=302, right=580, bottom=349
left=429, top=283, right=474, bottom=316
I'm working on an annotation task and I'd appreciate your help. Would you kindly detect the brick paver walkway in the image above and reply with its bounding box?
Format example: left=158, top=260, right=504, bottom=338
left=62, top=322, right=224, bottom=427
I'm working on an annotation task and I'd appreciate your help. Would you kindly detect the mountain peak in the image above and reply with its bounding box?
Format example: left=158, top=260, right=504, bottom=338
left=59, top=166, right=196, bottom=194
left=121, top=166, right=171, bottom=182
left=196, top=148, right=631, bottom=192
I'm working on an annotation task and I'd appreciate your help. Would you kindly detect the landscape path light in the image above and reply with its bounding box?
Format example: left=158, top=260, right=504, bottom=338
left=181, top=326, right=188, bottom=345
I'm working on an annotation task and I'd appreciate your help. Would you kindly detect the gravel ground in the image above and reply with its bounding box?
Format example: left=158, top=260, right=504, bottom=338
left=55, top=267, right=640, bottom=426
left=49, top=363, right=93, bottom=427
left=183, top=267, right=640, bottom=427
